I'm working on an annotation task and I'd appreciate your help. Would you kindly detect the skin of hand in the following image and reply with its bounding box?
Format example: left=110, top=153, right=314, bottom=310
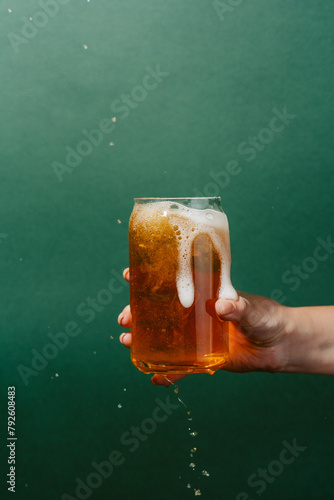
left=118, top=268, right=293, bottom=387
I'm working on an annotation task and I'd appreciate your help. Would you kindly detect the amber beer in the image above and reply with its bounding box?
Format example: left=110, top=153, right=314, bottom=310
left=129, top=197, right=237, bottom=375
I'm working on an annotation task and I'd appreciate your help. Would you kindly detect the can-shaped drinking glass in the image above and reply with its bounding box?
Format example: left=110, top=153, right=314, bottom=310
left=129, top=197, right=237, bottom=375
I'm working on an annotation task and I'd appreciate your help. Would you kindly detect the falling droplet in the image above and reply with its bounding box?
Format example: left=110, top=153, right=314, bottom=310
left=123, top=388, right=127, bottom=391
left=8, top=8, right=12, bottom=13
left=83, top=44, right=88, bottom=50
left=189, top=463, right=195, bottom=469
left=29, top=17, right=33, bottom=21
left=190, top=431, right=198, bottom=437
left=109, top=141, right=114, bottom=146
left=191, top=447, right=197, bottom=453
left=202, top=470, right=210, bottom=477
left=187, top=484, right=191, bottom=489
left=118, top=404, right=122, bottom=409
left=117, top=219, right=122, bottom=224
left=112, top=116, right=116, bottom=123
left=194, top=489, right=202, bottom=496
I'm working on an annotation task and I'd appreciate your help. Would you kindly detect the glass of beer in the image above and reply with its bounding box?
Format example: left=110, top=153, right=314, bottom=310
left=129, top=197, right=237, bottom=375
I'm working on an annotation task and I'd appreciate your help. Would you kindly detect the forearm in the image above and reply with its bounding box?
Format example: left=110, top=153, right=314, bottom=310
left=281, top=306, right=334, bottom=375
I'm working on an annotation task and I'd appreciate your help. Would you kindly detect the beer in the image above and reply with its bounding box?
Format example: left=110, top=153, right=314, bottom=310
left=129, top=198, right=237, bottom=375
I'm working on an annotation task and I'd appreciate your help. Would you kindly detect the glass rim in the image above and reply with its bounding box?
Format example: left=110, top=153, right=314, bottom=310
left=134, top=197, right=221, bottom=201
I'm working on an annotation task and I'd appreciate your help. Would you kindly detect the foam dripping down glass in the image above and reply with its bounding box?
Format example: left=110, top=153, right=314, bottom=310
left=129, top=197, right=238, bottom=375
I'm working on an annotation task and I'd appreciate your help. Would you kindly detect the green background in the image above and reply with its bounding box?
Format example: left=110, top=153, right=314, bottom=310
left=1, top=1, right=334, bottom=499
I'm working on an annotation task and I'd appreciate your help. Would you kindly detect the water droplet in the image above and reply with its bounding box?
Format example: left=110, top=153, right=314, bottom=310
left=83, top=44, right=88, bottom=50
left=112, top=116, right=116, bottom=123
left=19, top=258, right=23, bottom=261
left=174, top=385, right=179, bottom=394
left=25, top=484, right=28, bottom=487
left=194, top=489, right=202, bottom=496
left=109, top=141, right=114, bottom=146
left=110, top=335, right=114, bottom=339
left=202, top=470, right=210, bottom=477
left=187, top=484, right=191, bottom=489
left=117, top=219, right=121, bottom=224
left=124, top=388, right=127, bottom=391
left=190, top=454, right=193, bottom=458
left=189, top=463, right=195, bottom=469
left=8, top=8, right=12, bottom=13
left=190, top=431, right=198, bottom=437
left=191, top=447, right=197, bottom=453
left=93, top=351, right=96, bottom=354
left=55, top=373, right=59, bottom=377
left=118, top=404, right=122, bottom=409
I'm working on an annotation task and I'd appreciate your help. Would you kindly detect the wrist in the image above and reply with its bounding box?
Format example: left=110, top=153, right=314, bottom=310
left=278, top=306, right=334, bottom=374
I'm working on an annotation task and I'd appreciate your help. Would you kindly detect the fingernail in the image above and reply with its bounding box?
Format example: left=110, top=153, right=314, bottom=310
left=216, top=300, right=235, bottom=317
left=118, top=314, right=124, bottom=325
left=119, top=333, right=126, bottom=344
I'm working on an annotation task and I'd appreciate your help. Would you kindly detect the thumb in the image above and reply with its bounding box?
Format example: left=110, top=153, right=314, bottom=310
left=215, top=296, right=249, bottom=322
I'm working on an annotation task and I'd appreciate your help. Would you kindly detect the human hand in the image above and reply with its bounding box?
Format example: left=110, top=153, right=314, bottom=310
left=118, top=268, right=292, bottom=386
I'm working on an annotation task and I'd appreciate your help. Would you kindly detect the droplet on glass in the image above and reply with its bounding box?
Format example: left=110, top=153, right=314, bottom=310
left=117, top=219, right=122, bottom=224
left=8, top=8, right=12, bottom=13
left=112, top=117, right=116, bottom=123
left=29, top=17, right=33, bottom=21
left=83, top=44, right=88, bottom=50
left=202, top=470, right=210, bottom=477
left=124, top=388, right=127, bottom=391
left=55, top=373, right=59, bottom=377
left=191, top=447, right=197, bottom=453
left=190, top=431, right=198, bottom=437
left=194, top=489, right=202, bottom=496
left=118, top=404, right=122, bottom=409
left=109, top=141, right=115, bottom=146
left=187, top=484, right=191, bottom=489
left=189, top=463, right=195, bottom=469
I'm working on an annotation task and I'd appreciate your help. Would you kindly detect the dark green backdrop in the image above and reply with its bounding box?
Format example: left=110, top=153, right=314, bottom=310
left=1, top=1, right=334, bottom=499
